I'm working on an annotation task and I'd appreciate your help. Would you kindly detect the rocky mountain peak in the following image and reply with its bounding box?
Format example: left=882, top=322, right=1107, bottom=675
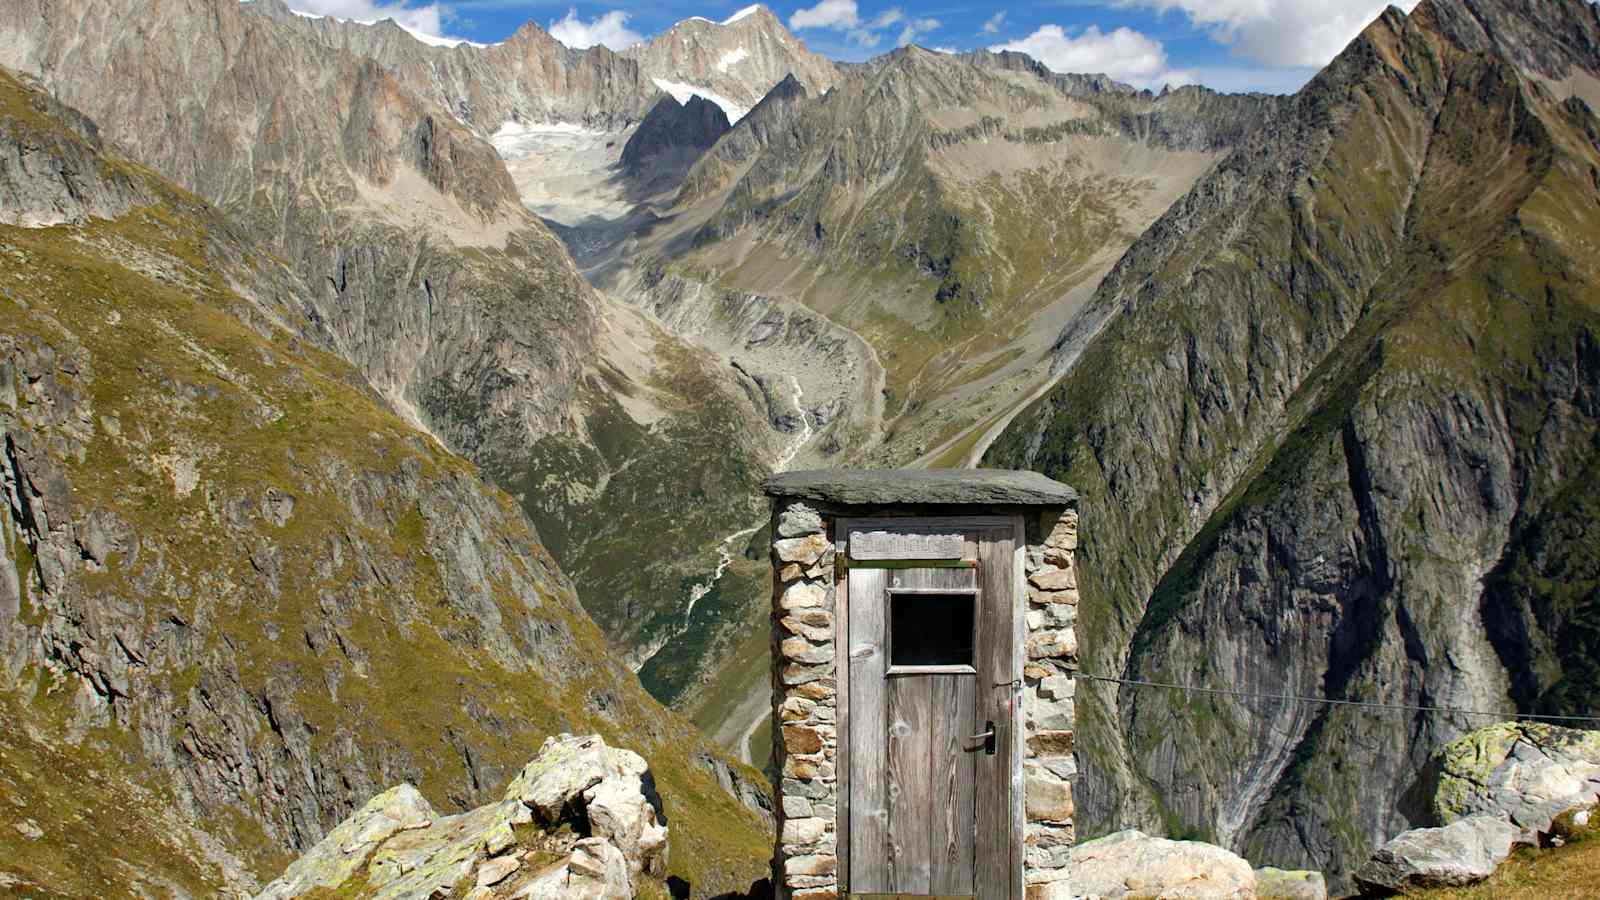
left=1412, top=0, right=1600, bottom=79
left=622, top=3, right=839, bottom=118
left=763, top=72, right=808, bottom=102
left=620, top=93, right=732, bottom=175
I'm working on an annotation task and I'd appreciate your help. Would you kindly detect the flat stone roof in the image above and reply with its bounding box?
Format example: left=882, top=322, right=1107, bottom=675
left=763, top=469, right=1077, bottom=507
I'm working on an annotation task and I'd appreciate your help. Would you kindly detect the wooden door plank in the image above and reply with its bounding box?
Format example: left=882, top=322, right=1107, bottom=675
left=848, top=566, right=890, bottom=891
left=887, top=675, right=932, bottom=892
left=894, top=565, right=978, bottom=895
left=835, top=519, right=851, bottom=892
left=974, top=527, right=1017, bottom=899
left=1008, top=515, right=1026, bottom=900
left=929, top=674, right=977, bottom=893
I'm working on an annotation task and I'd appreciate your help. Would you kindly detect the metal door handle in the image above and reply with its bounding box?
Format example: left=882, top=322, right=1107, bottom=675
left=970, top=721, right=996, bottom=755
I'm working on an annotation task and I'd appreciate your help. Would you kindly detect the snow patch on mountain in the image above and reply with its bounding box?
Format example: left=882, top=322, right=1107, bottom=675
left=717, top=47, right=750, bottom=72
left=267, top=3, right=487, bottom=48
left=651, top=78, right=749, bottom=123
left=723, top=5, right=762, bottom=25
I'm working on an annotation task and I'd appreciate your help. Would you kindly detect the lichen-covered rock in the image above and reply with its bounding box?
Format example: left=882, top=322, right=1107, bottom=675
left=1431, top=722, right=1600, bottom=839
left=255, top=734, right=666, bottom=899
left=507, top=735, right=649, bottom=824
left=1252, top=867, right=1326, bottom=900
left=584, top=770, right=669, bottom=879
left=1353, top=815, right=1522, bottom=893
left=255, top=786, right=437, bottom=899
left=1065, top=830, right=1257, bottom=898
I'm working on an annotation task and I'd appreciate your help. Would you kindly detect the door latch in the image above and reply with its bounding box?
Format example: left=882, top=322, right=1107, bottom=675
left=969, top=721, right=996, bottom=755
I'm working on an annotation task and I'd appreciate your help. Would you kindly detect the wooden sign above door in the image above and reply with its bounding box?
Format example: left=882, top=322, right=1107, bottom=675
left=847, top=524, right=964, bottom=560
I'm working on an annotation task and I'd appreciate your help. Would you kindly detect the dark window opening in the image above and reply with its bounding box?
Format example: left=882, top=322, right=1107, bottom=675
left=890, top=592, right=975, bottom=667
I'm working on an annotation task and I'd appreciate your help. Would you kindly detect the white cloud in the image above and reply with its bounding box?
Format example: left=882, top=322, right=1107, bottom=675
left=790, top=0, right=859, bottom=30
left=897, top=16, right=940, bottom=47
left=281, top=0, right=452, bottom=39
left=980, top=11, right=1005, bottom=36
left=993, top=25, right=1194, bottom=91
left=548, top=7, right=643, bottom=50
left=789, top=0, right=939, bottom=49
left=1124, top=0, right=1421, bottom=68
left=1184, top=64, right=1320, bottom=95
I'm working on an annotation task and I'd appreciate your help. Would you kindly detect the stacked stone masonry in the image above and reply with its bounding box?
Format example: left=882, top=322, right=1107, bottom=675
left=771, top=501, right=841, bottom=900
left=1022, top=507, right=1080, bottom=893
left=768, top=498, right=1079, bottom=899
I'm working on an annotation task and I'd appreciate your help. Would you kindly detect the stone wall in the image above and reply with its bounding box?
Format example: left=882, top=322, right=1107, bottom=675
left=770, top=499, right=841, bottom=900
left=1021, top=506, right=1080, bottom=894
left=768, top=498, right=1080, bottom=899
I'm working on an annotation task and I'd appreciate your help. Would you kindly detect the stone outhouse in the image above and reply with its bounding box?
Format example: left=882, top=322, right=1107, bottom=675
left=764, top=470, right=1080, bottom=899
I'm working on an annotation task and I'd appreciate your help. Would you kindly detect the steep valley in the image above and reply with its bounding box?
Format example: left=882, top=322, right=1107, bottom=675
left=488, top=44, right=1280, bottom=761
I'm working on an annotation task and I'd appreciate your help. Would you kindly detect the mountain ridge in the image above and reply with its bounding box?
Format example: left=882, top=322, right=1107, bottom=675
left=986, top=0, right=1600, bottom=889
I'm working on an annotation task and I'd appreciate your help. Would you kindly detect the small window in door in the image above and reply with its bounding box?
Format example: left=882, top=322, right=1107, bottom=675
left=889, top=590, right=976, bottom=670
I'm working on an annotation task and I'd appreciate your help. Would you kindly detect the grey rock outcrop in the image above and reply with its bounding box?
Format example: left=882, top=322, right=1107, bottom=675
left=1353, top=815, right=1522, bottom=893
left=1253, top=867, right=1326, bottom=900
left=253, top=785, right=438, bottom=899
left=257, top=734, right=664, bottom=900
left=1430, top=722, right=1600, bottom=840
left=0, top=74, right=146, bottom=227
left=1058, top=829, right=1257, bottom=899
left=506, top=734, right=668, bottom=881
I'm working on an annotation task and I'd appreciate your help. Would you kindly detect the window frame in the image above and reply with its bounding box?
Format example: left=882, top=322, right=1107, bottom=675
left=883, top=585, right=982, bottom=676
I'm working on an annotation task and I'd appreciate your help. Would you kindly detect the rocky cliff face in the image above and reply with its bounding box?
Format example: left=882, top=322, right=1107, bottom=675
left=986, top=0, right=1600, bottom=890
left=0, top=66, right=769, bottom=896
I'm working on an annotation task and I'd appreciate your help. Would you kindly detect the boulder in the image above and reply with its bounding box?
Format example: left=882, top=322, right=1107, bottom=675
left=256, top=734, right=666, bottom=899
left=584, top=773, right=669, bottom=878
left=506, top=734, right=650, bottom=825
left=1065, top=830, right=1256, bottom=898
left=566, top=839, right=633, bottom=899
left=255, top=784, right=436, bottom=899
left=1431, top=722, right=1600, bottom=841
left=512, top=839, right=632, bottom=900
left=1253, top=867, right=1326, bottom=900
left=1353, top=815, right=1522, bottom=893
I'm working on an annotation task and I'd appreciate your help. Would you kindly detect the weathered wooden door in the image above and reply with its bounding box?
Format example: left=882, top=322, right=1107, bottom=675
left=842, top=519, right=1020, bottom=898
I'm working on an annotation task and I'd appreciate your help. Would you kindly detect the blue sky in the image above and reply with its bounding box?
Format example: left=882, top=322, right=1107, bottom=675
left=282, top=0, right=1422, bottom=94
